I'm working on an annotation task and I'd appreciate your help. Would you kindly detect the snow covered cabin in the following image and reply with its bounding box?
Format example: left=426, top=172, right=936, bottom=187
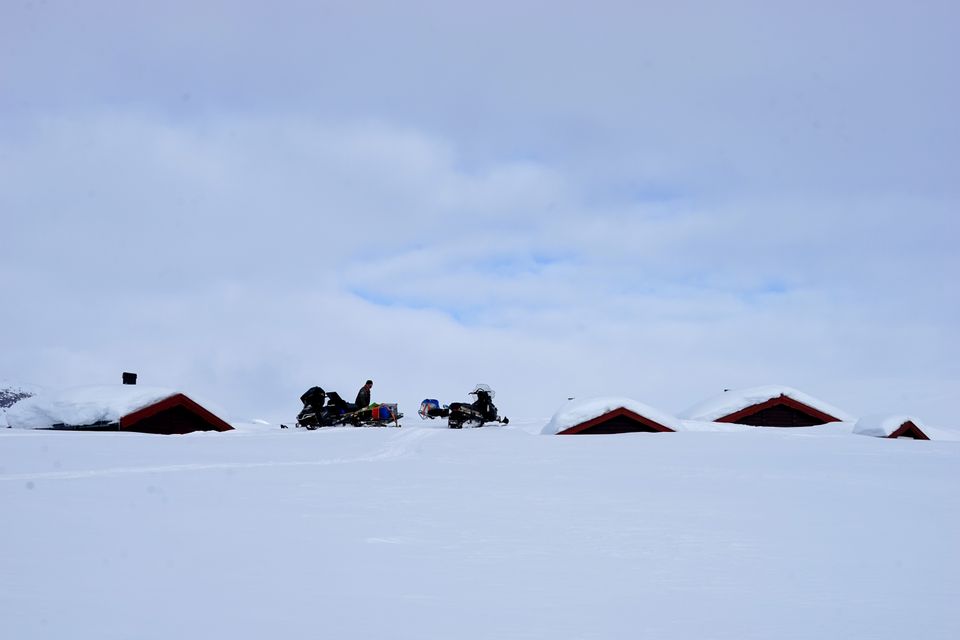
left=853, top=415, right=930, bottom=440
left=679, top=385, right=852, bottom=427
left=542, top=397, right=680, bottom=435
left=3, top=385, right=233, bottom=435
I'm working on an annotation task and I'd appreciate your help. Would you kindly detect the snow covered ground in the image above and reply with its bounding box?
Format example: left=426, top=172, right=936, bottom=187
left=2, top=421, right=959, bottom=639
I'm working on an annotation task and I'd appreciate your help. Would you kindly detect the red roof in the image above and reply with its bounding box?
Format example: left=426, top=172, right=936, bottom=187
left=887, top=420, right=930, bottom=440
left=120, top=393, right=233, bottom=434
left=716, top=394, right=843, bottom=426
left=557, top=407, right=675, bottom=435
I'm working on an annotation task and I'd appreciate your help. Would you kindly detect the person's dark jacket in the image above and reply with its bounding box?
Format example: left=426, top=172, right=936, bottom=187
left=355, top=385, right=371, bottom=408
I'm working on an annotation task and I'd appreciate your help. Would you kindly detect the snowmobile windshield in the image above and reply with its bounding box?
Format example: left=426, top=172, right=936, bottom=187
left=469, top=383, right=494, bottom=399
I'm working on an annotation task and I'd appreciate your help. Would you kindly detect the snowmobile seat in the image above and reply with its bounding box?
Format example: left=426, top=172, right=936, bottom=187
left=325, top=391, right=359, bottom=413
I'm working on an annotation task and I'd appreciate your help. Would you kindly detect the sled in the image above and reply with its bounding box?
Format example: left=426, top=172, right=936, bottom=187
left=418, top=385, right=508, bottom=429
left=283, top=387, right=403, bottom=429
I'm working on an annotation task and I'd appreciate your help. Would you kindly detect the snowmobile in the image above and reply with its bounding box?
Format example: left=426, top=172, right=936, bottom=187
left=418, top=384, right=509, bottom=429
left=286, top=386, right=402, bottom=429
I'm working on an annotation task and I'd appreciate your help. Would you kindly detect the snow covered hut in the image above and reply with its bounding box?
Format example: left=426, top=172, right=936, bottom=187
left=3, top=385, right=233, bottom=435
left=679, top=385, right=852, bottom=427
left=853, top=415, right=930, bottom=440
left=542, top=397, right=680, bottom=435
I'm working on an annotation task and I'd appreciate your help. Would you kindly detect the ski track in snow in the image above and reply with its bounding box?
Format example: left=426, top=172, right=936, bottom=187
left=4, top=424, right=960, bottom=639
left=0, top=427, right=432, bottom=482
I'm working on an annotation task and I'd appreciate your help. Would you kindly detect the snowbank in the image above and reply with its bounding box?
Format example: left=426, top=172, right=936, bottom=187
left=4, top=385, right=179, bottom=429
left=541, top=396, right=684, bottom=435
left=676, top=419, right=757, bottom=434
left=679, top=384, right=854, bottom=422
left=4, top=423, right=960, bottom=639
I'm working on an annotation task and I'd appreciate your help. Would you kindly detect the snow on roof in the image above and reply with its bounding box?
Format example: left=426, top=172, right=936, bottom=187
left=853, top=414, right=928, bottom=438
left=4, top=385, right=179, bottom=430
left=678, top=385, right=854, bottom=423
left=541, top=397, right=684, bottom=435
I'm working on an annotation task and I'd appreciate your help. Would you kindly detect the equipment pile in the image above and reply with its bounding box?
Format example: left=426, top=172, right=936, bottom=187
left=284, top=387, right=402, bottom=429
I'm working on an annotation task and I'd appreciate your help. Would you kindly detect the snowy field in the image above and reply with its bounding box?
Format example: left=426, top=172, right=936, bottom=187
left=2, top=421, right=959, bottom=640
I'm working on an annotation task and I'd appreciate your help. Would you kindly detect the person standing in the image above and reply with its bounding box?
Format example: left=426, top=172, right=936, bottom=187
left=355, top=380, right=373, bottom=408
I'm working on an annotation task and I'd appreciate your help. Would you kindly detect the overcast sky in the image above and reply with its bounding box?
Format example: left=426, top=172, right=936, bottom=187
left=2, top=1, right=958, bottom=424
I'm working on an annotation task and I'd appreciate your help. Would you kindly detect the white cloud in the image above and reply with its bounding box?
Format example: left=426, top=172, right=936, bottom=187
left=2, top=2, right=958, bottom=425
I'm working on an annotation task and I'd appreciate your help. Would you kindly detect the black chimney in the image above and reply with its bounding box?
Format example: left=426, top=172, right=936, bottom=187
left=122, top=372, right=137, bottom=385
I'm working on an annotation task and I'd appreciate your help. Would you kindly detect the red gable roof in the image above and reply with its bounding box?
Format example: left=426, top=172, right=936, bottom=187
left=557, top=407, right=675, bottom=435
left=120, top=393, right=233, bottom=434
left=887, top=420, right=930, bottom=440
left=716, top=394, right=844, bottom=426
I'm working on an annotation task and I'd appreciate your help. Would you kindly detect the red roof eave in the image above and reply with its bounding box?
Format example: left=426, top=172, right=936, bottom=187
left=887, top=420, right=930, bottom=440
left=557, top=407, right=675, bottom=435
left=716, top=394, right=842, bottom=424
left=119, top=393, right=234, bottom=432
